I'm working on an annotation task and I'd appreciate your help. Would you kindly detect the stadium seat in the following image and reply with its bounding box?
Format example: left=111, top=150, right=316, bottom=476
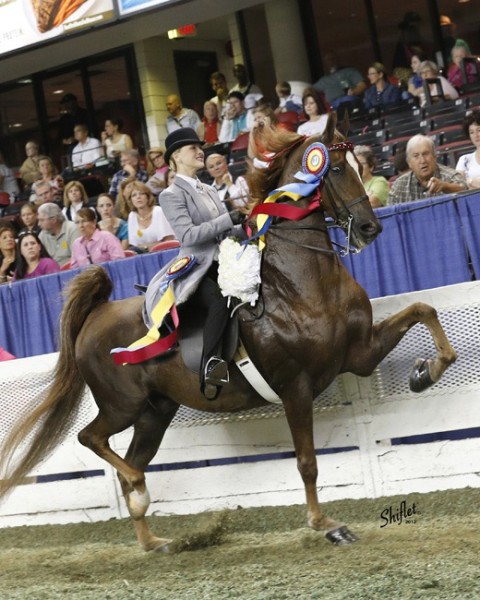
left=229, top=132, right=250, bottom=162
left=429, top=125, right=465, bottom=145
left=60, top=261, right=72, bottom=271
left=124, top=250, right=136, bottom=257
left=276, top=111, right=299, bottom=131
left=149, top=240, right=180, bottom=253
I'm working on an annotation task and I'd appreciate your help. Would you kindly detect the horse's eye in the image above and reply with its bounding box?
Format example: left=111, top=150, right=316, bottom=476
left=331, top=166, right=342, bottom=174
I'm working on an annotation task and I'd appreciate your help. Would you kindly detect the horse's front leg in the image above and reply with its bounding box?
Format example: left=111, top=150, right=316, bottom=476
left=282, top=386, right=358, bottom=545
left=349, top=302, right=457, bottom=391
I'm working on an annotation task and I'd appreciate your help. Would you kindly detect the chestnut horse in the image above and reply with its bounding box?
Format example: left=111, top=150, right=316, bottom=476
left=0, top=115, right=456, bottom=551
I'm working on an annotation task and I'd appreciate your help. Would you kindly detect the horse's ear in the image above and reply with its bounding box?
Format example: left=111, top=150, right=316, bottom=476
left=338, top=112, right=350, bottom=137
left=323, top=111, right=337, bottom=144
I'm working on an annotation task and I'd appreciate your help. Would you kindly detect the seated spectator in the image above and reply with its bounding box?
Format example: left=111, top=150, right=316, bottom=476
left=209, top=72, right=229, bottom=120
left=313, top=52, right=366, bottom=111
left=19, top=141, right=41, bottom=189
left=354, top=145, right=389, bottom=207
left=96, top=193, right=129, bottom=250
left=38, top=202, right=80, bottom=266
left=62, top=180, right=89, bottom=221
left=71, top=124, right=102, bottom=169
left=126, top=181, right=176, bottom=252
left=108, top=149, right=148, bottom=201
left=297, top=87, right=329, bottom=137
left=197, top=101, right=220, bottom=145
left=101, top=118, right=133, bottom=158
left=165, top=94, right=201, bottom=134
left=70, top=207, right=124, bottom=268
left=218, top=91, right=252, bottom=143
left=205, top=153, right=248, bottom=209
left=388, top=134, right=467, bottom=205
left=31, top=181, right=57, bottom=207
left=0, top=226, right=17, bottom=283
left=13, top=231, right=60, bottom=280
left=30, top=156, right=63, bottom=203
left=407, top=48, right=427, bottom=99
left=274, top=81, right=303, bottom=114
left=116, top=176, right=135, bottom=220
left=248, top=103, right=285, bottom=160
left=456, top=109, right=480, bottom=189
left=18, top=203, right=40, bottom=236
left=364, top=63, right=402, bottom=111
left=447, top=41, right=477, bottom=90
left=146, top=147, right=168, bottom=197
left=0, top=152, right=20, bottom=202
left=419, top=60, right=458, bottom=106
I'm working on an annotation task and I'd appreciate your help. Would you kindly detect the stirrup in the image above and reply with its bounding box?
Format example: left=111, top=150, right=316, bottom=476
left=204, top=356, right=229, bottom=385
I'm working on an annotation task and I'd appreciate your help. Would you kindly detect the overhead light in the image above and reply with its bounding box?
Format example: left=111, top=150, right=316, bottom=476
left=10, top=123, right=23, bottom=128
left=53, top=89, right=64, bottom=95
left=16, top=78, right=32, bottom=84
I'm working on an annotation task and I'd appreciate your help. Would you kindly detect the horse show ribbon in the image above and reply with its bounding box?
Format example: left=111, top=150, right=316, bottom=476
left=111, top=256, right=196, bottom=365
left=249, top=142, right=330, bottom=250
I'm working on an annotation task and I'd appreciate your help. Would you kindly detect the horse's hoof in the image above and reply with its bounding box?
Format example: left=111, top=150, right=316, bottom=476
left=409, top=358, right=434, bottom=392
left=325, top=526, right=359, bottom=545
left=153, top=539, right=173, bottom=553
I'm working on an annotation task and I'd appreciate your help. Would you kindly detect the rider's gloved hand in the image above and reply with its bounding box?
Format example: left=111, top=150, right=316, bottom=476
left=229, top=210, right=245, bottom=225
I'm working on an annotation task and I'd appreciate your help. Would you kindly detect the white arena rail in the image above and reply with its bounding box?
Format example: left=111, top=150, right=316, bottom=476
left=1, top=281, right=479, bottom=527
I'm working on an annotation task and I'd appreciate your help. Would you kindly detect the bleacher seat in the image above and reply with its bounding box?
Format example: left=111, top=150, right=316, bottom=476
left=423, top=97, right=466, bottom=118
left=350, top=128, right=388, bottom=147
left=436, top=140, right=475, bottom=168
left=149, top=240, right=180, bottom=253
left=229, top=132, right=249, bottom=162
left=276, top=111, right=299, bottom=132
left=387, top=118, right=428, bottom=139
left=429, top=124, right=465, bottom=145
left=460, top=57, right=480, bottom=94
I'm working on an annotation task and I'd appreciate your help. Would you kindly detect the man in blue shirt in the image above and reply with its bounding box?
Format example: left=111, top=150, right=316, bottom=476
left=219, top=91, right=252, bottom=143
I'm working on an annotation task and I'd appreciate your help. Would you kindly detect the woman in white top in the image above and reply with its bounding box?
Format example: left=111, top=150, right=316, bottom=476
left=419, top=61, right=459, bottom=107
left=101, top=118, right=134, bottom=158
left=456, top=109, right=480, bottom=189
left=297, top=87, right=329, bottom=137
left=126, top=181, right=176, bottom=252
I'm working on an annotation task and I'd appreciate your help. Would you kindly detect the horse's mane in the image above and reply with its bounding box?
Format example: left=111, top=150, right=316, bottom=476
left=246, top=125, right=305, bottom=210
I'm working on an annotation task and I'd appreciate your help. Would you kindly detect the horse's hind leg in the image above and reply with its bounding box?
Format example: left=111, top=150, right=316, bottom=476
left=117, top=397, right=179, bottom=552
left=350, top=302, right=457, bottom=391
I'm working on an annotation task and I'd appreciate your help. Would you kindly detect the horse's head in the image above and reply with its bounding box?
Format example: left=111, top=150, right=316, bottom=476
left=311, top=113, right=382, bottom=250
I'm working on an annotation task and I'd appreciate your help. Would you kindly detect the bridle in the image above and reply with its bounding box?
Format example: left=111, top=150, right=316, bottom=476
left=249, top=140, right=370, bottom=256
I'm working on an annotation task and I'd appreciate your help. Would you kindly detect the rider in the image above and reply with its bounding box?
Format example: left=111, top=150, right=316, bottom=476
left=149, top=128, right=245, bottom=400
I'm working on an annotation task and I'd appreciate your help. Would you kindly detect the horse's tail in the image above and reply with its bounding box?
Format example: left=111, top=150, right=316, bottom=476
left=0, top=266, right=113, bottom=498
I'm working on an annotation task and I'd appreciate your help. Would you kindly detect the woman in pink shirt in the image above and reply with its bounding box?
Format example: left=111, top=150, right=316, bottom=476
left=70, top=207, right=125, bottom=268
left=13, top=231, right=60, bottom=280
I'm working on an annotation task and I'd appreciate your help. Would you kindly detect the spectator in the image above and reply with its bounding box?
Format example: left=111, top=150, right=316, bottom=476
left=71, top=124, right=102, bottom=169
left=297, top=87, right=328, bottom=137
left=165, top=94, right=201, bottom=134
left=274, top=81, right=303, bottom=114
left=146, top=147, right=168, bottom=197
left=58, top=93, right=91, bottom=153
left=419, top=60, right=458, bottom=106
left=219, top=91, right=252, bottom=143
left=18, top=203, right=40, bottom=236
left=0, top=152, right=20, bottom=202
left=108, top=149, right=148, bottom=201
left=62, top=181, right=89, bottom=221
left=30, top=156, right=63, bottom=203
left=388, top=134, right=467, bottom=205
left=456, top=110, right=480, bottom=189
left=229, top=63, right=262, bottom=97
left=354, top=145, right=389, bottom=208
left=447, top=41, right=478, bottom=90
left=248, top=103, right=285, bottom=160
left=38, top=202, right=80, bottom=266
left=13, top=231, right=60, bottom=280
left=0, top=226, right=17, bottom=283
left=313, top=52, right=366, bottom=111
left=197, top=101, right=220, bottom=145
left=70, top=207, right=124, bottom=268
left=364, top=63, right=402, bottom=111
left=31, top=181, right=57, bottom=207
left=116, top=176, right=136, bottom=220
left=19, top=141, right=41, bottom=188
left=96, top=193, right=129, bottom=250
left=205, top=153, right=248, bottom=209
left=209, top=72, right=229, bottom=119
left=407, top=48, right=427, bottom=99
left=126, top=181, right=176, bottom=252
left=101, top=118, right=133, bottom=158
